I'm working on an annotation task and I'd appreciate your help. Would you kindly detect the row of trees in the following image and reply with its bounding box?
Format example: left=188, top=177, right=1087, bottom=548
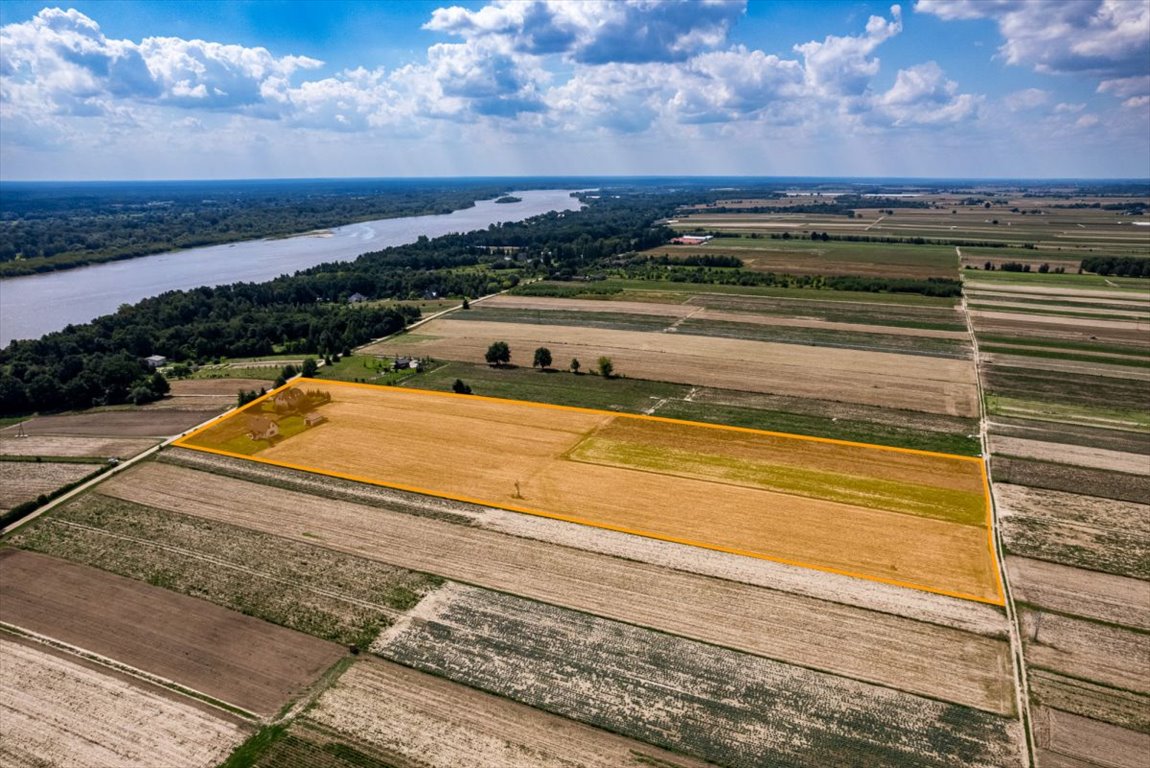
left=486, top=341, right=613, bottom=377
left=1080, top=255, right=1150, bottom=277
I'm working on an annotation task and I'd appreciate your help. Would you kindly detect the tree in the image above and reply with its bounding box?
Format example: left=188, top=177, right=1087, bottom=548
left=570, top=358, right=581, bottom=374
left=533, top=347, right=552, bottom=370
left=301, top=357, right=318, bottom=377
left=149, top=371, right=170, bottom=396
left=597, top=356, right=614, bottom=378
left=452, top=378, right=472, bottom=395
left=461, top=297, right=470, bottom=310
left=485, top=340, right=511, bottom=366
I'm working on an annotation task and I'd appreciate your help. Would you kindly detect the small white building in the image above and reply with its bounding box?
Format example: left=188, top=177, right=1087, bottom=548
left=144, top=355, right=168, bottom=369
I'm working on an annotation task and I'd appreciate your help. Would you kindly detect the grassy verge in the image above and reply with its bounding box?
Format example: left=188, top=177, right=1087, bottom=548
left=218, top=724, right=288, bottom=768
left=964, top=271, right=1150, bottom=291
left=314, top=354, right=421, bottom=385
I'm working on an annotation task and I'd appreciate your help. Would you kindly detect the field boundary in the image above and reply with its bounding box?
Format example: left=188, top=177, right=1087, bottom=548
left=174, top=379, right=1003, bottom=606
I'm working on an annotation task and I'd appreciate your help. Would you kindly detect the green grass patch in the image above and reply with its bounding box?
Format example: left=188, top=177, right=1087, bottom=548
left=315, top=354, right=420, bottom=385
left=964, top=271, right=1150, bottom=292
left=514, top=279, right=958, bottom=306
left=571, top=437, right=986, bottom=525
left=218, top=724, right=287, bottom=768
left=967, top=302, right=1146, bottom=321
left=980, top=345, right=1150, bottom=368
left=986, top=395, right=1150, bottom=431
left=977, top=334, right=1150, bottom=358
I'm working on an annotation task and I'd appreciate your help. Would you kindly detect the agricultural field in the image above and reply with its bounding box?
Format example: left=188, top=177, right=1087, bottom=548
left=365, top=317, right=980, bottom=415
left=0, top=636, right=247, bottom=768
left=296, top=656, right=713, bottom=768
left=177, top=380, right=1000, bottom=602
left=95, top=461, right=1014, bottom=712
left=0, top=548, right=344, bottom=716
left=0, top=461, right=96, bottom=511
left=374, top=583, right=1021, bottom=768
left=9, top=493, right=443, bottom=647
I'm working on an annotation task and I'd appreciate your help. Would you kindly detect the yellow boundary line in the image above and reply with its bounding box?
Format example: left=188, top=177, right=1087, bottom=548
left=174, top=378, right=1004, bottom=606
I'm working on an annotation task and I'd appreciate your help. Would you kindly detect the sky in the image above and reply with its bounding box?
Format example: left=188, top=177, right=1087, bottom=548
left=1, top=0, right=1147, bottom=180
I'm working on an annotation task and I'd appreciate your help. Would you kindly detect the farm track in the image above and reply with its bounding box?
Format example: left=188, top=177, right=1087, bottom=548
left=97, top=462, right=1016, bottom=714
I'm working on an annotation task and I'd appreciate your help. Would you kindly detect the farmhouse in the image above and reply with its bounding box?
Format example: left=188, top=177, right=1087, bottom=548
left=670, top=235, right=713, bottom=245
left=347, top=292, right=368, bottom=303
left=393, top=357, right=422, bottom=371
left=144, top=355, right=168, bottom=369
left=247, top=416, right=279, bottom=441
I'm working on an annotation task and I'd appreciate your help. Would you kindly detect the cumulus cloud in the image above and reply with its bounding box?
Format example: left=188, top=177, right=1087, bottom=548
left=1003, top=87, right=1049, bottom=111
left=794, top=5, right=902, bottom=98
left=916, top=0, right=1150, bottom=77
left=425, top=0, right=746, bottom=64
left=876, top=61, right=980, bottom=125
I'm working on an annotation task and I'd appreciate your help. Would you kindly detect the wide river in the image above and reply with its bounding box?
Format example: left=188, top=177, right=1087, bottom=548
left=0, top=189, right=581, bottom=346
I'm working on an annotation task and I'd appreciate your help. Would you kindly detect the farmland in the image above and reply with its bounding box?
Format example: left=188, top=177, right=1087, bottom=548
left=374, top=583, right=1021, bottom=768
left=177, top=380, right=1000, bottom=602
left=0, top=549, right=344, bottom=716
left=0, top=636, right=247, bottom=768
left=96, top=461, right=1015, bottom=712
left=0, top=461, right=96, bottom=511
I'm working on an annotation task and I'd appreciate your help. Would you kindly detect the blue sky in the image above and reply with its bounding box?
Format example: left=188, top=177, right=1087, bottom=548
left=1, top=0, right=1147, bottom=180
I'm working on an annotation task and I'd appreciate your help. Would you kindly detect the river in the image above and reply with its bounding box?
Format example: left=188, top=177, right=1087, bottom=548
left=0, top=189, right=582, bottom=347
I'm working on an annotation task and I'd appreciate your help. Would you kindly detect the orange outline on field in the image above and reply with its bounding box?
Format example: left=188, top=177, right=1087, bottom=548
left=175, top=378, right=1005, bottom=606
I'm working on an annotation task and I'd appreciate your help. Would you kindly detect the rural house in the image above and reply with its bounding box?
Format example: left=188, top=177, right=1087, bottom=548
left=144, top=354, right=168, bottom=369
left=247, top=416, right=279, bottom=441
left=348, top=292, right=368, bottom=303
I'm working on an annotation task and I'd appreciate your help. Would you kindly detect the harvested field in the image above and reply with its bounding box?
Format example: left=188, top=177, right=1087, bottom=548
left=179, top=382, right=999, bottom=602
left=374, top=584, right=1021, bottom=768
left=0, top=462, right=95, bottom=511
left=992, top=456, right=1150, bottom=506
left=982, top=351, right=1150, bottom=380
left=98, top=462, right=1016, bottom=713
left=170, top=377, right=270, bottom=395
left=9, top=493, right=442, bottom=646
left=683, top=292, right=966, bottom=329
left=304, top=657, right=712, bottom=768
left=0, top=549, right=344, bottom=716
left=0, top=408, right=220, bottom=438
left=1006, top=556, right=1150, bottom=630
left=971, top=312, right=1150, bottom=349
left=997, top=483, right=1150, bottom=579
left=1020, top=608, right=1149, bottom=695
left=165, top=448, right=1007, bottom=637
left=988, top=417, right=1150, bottom=456
left=1030, top=670, right=1150, bottom=734
left=1035, top=707, right=1150, bottom=768
left=0, top=433, right=156, bottom=458
left=990, top=435, right=1150, bottom=475
left=365, top=318, right=980, bottom=416
left=0, top=636, right=247, bottom=768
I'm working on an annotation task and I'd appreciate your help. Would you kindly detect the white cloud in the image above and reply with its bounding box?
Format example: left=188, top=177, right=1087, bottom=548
left=1003, top=87, right=1048, bottom=111
left=794, top=5, right=903, bottom=98
left=1097, top=74, right=1150, bottom=100
left=916, top=0, right=1150, bottom=77
left=425, top=0, right=746, bottom=64
left=876, top=61, right=980, bottom=125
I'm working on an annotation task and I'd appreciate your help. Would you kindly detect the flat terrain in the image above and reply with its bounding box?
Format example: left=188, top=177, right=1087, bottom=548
left=0, top=408, right=220, bottom=438
left=375, top=584, right=1021, bottom=767
left=179, top=381, right=999, bottom=601
left=304, top=656, right=713, bottom=768
left=0, top=636, right=247, bottom=768
left=10, top=493, right=443, bottom=647
left=0, top=549, right=344, bottom=716
left=0, top=461, right=95, bottom=510
left=366, top=317, right=980, bottom=416
left=0, top=434, right=156, bottom=458
left=98, top=462, right=1015, bottom=713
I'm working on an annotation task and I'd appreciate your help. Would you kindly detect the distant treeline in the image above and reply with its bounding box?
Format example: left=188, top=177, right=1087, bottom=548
left=646, top=254, right=743, bottom=268
left=694, top=195, right=931, bottom=216
left=0, top=180, right=513, bottom=276
left=0, top=189, right=684, bottom=416
left=1080, top=255, right=1150, bottom=277
left=769, top=232, right=1017, bottom=248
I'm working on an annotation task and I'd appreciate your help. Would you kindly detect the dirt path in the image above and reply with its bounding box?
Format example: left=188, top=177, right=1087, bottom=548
left=962, top=276, right=1035, bottom=766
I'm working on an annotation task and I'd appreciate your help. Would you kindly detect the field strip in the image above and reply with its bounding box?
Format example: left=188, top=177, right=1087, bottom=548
left=304, top=656, right=714, bottom=768
left=45, top=518, right=403, bottom=617
left=0, top=549, right=345, bottom=717
left=1006, top=556, right=1150, bottom=631
left=97, top=462, right=1016, bottom=713
left=175, top=379, right=1001, bottom=604
left=989, top=436, right=1150, bottom=475
left=971, top=310, right=1149, bottom=331
left=0, top=635, right=248, bottom=768
left=963, top=282, right=1149, bottom=300
left=0, top=622, right=258, bottom=721
left=364, top=318, right=981, bottom=416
